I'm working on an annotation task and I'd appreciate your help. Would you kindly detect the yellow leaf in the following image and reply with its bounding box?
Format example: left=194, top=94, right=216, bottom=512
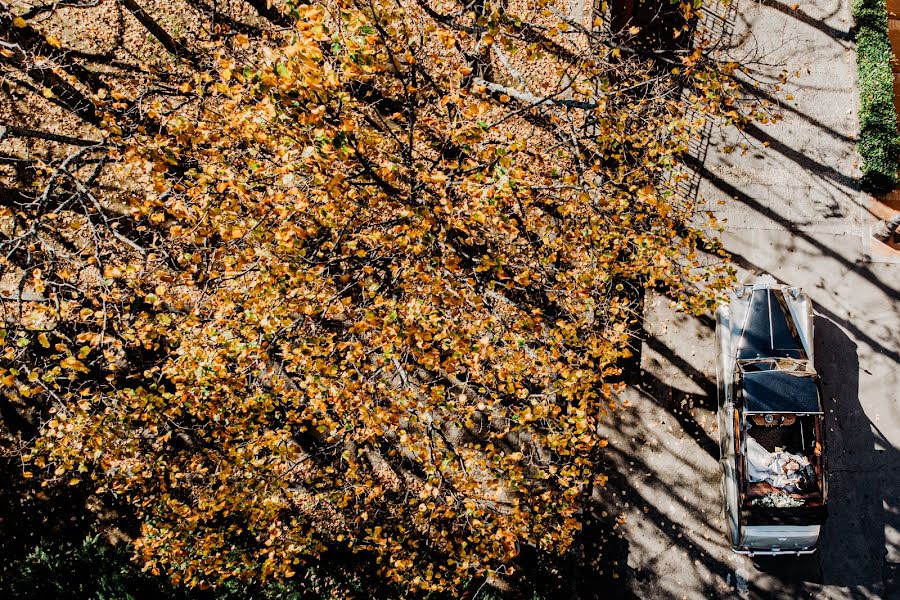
left=628, top=26, right=641, bottom=35
left=45, top=35, right=62, bottom=49
left=68, top=478, right=81, bottom=486
left=38, top=333, right=50, bottom=348
left=42, top=87, right=55, bottom=99
left=13, top=17, right=27, bottom=28
left=60, top=356, right=89, bottom=373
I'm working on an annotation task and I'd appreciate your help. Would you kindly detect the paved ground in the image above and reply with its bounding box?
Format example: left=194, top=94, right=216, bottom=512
left=595, top=2, right=899, bottom=598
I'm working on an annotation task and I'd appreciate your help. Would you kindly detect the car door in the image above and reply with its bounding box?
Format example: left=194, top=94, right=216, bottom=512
left=720, top=408, right=740, bottom=547
left=715, top=307, right=731, bottom=457
left=716, top=306, right=740, bottom=546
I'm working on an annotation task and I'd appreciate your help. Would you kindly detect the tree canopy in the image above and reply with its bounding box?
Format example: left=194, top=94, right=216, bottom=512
left=1, top=0, right=776, bottom=594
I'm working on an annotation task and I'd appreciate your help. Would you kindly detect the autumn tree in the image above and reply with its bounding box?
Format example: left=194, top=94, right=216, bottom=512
left=1, top=0, right=777, bottom=595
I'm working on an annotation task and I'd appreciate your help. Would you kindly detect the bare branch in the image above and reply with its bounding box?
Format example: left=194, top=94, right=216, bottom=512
left=472, top=77, right=598, bottom=110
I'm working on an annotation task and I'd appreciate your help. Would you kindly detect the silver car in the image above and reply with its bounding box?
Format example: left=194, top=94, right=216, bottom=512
left=715, top=276, right=827, bottom=556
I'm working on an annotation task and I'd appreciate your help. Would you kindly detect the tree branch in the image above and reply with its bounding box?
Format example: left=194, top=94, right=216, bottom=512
left=471, top=77, right=598, bottom=110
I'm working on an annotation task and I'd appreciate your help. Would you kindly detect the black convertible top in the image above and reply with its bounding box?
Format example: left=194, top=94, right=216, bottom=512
left=741, top=370, right=822, bottom=414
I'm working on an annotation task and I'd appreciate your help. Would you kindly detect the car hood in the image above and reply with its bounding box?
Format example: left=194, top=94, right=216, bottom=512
left=722, top=279, right=814, bottom=362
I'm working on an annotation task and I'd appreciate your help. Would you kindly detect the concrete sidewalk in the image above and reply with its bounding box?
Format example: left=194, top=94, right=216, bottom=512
left=596, top=1, right=899, bottom=598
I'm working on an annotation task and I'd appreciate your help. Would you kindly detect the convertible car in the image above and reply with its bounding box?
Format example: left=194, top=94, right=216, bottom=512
left=715, top=276, right=827, bottom=556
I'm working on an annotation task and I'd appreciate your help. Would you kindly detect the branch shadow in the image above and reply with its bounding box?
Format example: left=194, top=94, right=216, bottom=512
left=691, top=160, right=897, bottom=304
left=737, top=79, right=854, bottom=145
left=740, top=123, right=859, bottom=192
left=756, top=0, right=852, bottom=43
left=633, top=368, right=718, bottom=460
left=588, top=401, right=736, bottom=599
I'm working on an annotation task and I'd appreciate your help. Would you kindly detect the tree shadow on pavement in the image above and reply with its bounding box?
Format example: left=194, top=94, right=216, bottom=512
left=632, top=369, right=719, bottom=460
left=507, top=511, right=639, bottom=600
left=626, top=316, right=720, bottom=461
left=592, top=405, right=736, bottom=599
left=692, top=161, right=898, bottom=307
left=755, top=0, right=852, bottom=43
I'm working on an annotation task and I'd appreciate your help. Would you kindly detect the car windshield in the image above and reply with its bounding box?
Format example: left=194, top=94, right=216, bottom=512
left=738, top=357, right=813, bottom=373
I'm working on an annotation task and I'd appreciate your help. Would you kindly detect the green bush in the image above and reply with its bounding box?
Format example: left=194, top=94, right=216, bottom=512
left=0, top=534, right=342, bottom=600
left=0, top=535, right=185, bottom=600
left=854, top=0, right=900, bottom=192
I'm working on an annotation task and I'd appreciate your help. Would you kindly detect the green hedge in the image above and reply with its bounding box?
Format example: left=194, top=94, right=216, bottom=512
left=854, top=0, right=900, bottom=192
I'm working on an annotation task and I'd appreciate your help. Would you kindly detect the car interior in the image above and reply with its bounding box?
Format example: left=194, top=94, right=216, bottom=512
left=741, top=414, right=825, bottom=506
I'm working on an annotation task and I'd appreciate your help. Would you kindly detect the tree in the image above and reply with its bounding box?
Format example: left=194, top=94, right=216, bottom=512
left=1, top=0, right=777, bottom=594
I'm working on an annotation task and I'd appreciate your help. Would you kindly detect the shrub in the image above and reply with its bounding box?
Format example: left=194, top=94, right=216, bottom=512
left=0, top=535, right=183, bottom=600
left=0, top=534, right=337, bottom=600
left=854, top=0, right=900, bottom=192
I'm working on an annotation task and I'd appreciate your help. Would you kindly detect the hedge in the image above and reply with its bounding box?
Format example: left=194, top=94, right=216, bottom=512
left=854, top=0, right=900, bottom=193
